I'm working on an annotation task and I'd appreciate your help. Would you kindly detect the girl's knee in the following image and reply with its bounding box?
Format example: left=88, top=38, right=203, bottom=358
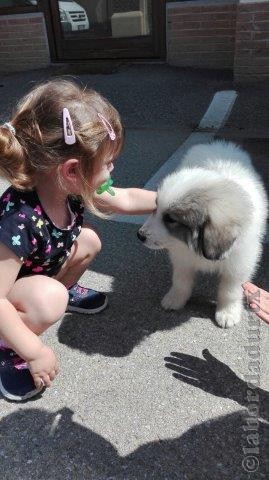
left=35, top=281, right=68, bottom=324
left=81, top=228, right=102, bottom=257
left=14, top=275, right=68, bottom=326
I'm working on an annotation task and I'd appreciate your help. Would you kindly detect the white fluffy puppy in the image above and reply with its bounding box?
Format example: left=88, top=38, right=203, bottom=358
left=138, top=141, right=268, bottom=328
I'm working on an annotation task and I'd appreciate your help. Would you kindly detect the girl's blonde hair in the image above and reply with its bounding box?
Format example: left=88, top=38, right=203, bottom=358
left=0, top=78, right=124, bottom=211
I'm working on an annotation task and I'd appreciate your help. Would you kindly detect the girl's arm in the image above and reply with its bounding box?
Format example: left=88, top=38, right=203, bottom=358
left=95, top=187, right=157, bottom=215
left=0, top=244, right=43, bottom=359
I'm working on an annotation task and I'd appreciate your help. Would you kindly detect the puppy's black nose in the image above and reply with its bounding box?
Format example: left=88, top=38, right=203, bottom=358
left=137, top=230, right=146, bottom=242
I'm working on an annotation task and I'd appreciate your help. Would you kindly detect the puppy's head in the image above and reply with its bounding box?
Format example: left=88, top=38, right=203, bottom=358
left=138, top=172, right=253, bottom=261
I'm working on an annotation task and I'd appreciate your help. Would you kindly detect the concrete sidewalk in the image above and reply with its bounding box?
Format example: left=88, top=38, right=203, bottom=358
left=0, top=65, right=268, bottom=480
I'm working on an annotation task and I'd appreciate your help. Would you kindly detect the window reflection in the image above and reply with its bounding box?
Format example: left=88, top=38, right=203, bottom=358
left=59, top=0, right=90, bottom=33
left=0, top=1, right=37, bottom=6
left=57, top=1, right=152, bottom=39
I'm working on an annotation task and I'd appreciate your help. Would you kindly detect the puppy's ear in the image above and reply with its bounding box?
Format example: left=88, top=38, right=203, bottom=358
left=200, top=220, right=239, bottom=260
left=197, top=180, right=254, bottom=260
left=163, top=201, right=207, bottom=250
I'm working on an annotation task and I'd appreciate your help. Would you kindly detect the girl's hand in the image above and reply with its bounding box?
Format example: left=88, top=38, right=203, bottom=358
left=28, top=344, right=60, bottom=388
left=242, top=282, right=269, bottom=325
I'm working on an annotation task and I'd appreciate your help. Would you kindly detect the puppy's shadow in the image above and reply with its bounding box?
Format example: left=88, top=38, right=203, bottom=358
left=58, top=220, right=266, bottom=357
left=58, top=264, right=217, bottom=359
left=58, top=294, right=216, bottom=358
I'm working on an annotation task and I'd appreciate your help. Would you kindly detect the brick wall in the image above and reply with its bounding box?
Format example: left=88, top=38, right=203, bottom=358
left=234, top=0, right=269, bottom=82
left=167, top=0, right=237, bottom=70
left=0, top=13, right=50, bottom=74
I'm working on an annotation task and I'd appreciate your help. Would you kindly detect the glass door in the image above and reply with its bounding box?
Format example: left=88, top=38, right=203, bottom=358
left=48, top=0, right=165, bottom=60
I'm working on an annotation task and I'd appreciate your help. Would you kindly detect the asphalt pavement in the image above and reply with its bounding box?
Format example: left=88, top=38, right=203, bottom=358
left=0, top=64, right=268, bottom=480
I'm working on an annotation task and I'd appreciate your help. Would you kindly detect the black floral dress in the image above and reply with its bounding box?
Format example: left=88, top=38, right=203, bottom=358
left=0, top=186, right=84, bottom=279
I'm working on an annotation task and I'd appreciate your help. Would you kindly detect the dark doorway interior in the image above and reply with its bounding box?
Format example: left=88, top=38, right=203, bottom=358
left=42, top=0, right=165, bottom=61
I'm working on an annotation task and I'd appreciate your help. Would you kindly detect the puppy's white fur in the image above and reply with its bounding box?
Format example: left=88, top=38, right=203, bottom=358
left=139, top=141, right=268, bottom=328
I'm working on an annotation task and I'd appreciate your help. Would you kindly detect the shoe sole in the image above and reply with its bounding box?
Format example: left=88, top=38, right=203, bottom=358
left=66, top=296, right=108, bottom=314
left=0, top=377, right=44, bottom=402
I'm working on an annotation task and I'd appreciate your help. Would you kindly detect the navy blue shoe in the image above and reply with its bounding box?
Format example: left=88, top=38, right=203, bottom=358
left=67, top=283, right=108, bottom=314
left=0, top=348, right=44, bottom=402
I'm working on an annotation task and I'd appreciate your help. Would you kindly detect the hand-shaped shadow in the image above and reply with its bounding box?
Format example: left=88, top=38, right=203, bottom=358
left=164, top=349, right=269, bottom=421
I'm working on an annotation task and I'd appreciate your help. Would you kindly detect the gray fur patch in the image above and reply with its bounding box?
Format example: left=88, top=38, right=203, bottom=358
left=163, top=197, right=238, bottom=260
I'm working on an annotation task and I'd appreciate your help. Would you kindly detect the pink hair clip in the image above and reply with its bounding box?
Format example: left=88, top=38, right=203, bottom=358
left=63, top=107, right=76, bottom=145
left=97, top=113, right=116, bottom=141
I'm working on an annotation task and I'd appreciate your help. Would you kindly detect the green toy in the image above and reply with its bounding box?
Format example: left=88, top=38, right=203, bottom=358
left=96, top=177, right=115, bottom=196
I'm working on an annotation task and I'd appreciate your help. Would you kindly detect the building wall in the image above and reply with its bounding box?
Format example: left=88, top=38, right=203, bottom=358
left=1, top=2, right=269, bottom=82
left=0, top=12, right=50, bottom=73
left=167, top=0, right=269, bottom=82
left=234, top=0, right=269, bottom=82
left=167, top=0, right=237, bottom=70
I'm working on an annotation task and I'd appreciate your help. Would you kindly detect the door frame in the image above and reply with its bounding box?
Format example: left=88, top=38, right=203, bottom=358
left=40, top=0, right=166, bottom=62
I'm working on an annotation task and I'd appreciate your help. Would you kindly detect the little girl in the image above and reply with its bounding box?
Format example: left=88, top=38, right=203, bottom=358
left=0, top=79, right=156, bottom=401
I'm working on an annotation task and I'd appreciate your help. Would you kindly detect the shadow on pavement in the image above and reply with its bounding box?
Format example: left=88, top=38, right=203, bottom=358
left=165, top=349, right=269, bottom=422
left=0, top=404, right=268, bottom=479
left=58, top=222, right=217, bottom=357
left=58, top=219, right=269, bottom=357
left=1, top=352, right=269, bottom=478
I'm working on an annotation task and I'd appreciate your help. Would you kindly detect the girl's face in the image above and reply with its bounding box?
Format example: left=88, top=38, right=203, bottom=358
left=93, top=157, right=114, bottom=190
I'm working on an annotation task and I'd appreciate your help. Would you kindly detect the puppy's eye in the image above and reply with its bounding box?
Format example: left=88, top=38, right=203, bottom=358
left=163, top=213, right=177, bottom=224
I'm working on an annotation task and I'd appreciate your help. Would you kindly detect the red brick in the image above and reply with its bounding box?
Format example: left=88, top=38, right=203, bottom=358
left=168, top=53, right=233, bottom=69
left=22, top=30, right=40, bottom=37
left=168, top=6, right=202, bottom=15
left=253, top=21, right=269, bottom=32
left=171, top=21, right=200, bottom=30
left=1, top=25, right=45, bottom=35
left=254, top=12, right=269, bottom=22
left=235, top=65, right=269, bottom=73
left=253, top=46, right=269, bottom=56
left=8, top=19, right=30, bottom=25
left=28, top=17, right=43, bottom=24
left=28, top=25, right=45, bottom=33
left=0, top=26, right=26, bottom=33
left=0, top=31, right=13, bottom=38
left=170, top=38, right=233, bottom=48
left=200, top=12, right=236, bottom=21
left=237, top=31, right=253, bottom=41
left=236, top=22, right=255, bottom=32
left=240, top=3, right=269, bottom=12
left=193, top=27, right=235, bottom=36
left=172, top=34, right=234, bottom=44
left=238, top=37, right=268, bottom=45
left=178, top=44, right=234, bottom=54
left=172, top=12, right=234, bottom=23
left=236, top=40, right=256, bottom=49
left=236, top=55, right=269, bottom=66
left=200, top=5, right=236, bottom=13
left=0, top=39, right=46, bottom=49
left=200, top=20, right=235, bottom=30
left=171, top=13, right=203, bottom=22
left=234, top=52, right=253, bottom=62
left=255, top=32, right=269, bottom=40
left=237, top=12, right=254, bottom=22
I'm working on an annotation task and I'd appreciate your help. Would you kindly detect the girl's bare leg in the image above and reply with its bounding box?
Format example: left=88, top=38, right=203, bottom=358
left=54, top=226, right=101, bottom=288
left=7, top=275, right=69, bottom=336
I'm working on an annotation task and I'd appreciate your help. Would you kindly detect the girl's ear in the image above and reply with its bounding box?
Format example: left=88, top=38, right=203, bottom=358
left=59, top=158, right=80, bottom=183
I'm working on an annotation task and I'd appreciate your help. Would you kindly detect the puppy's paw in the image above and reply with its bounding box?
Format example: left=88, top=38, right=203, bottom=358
left=215, top=303, right=242, bottom=328
left=161, top=289, right=187, bottom=311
